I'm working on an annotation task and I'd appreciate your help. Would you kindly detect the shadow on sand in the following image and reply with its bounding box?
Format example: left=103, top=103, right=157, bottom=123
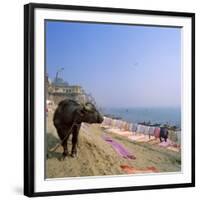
left=46, top=133, right=62, bottom=160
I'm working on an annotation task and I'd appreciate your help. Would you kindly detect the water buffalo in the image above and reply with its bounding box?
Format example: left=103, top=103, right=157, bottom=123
left=53, top=99, right=103, bottom=159
left=160, top=127, right=168, bottom=142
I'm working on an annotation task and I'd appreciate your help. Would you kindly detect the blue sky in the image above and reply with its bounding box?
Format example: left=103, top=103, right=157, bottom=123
left=46, top=21, right=181, bottom=108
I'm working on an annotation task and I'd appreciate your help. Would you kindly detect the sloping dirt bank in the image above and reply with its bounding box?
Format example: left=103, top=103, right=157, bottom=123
left=46, top=113, right=181, bottom=178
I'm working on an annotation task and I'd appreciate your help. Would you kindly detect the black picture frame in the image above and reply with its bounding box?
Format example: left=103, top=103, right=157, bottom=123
left=24, top=3, right=195, bottom=197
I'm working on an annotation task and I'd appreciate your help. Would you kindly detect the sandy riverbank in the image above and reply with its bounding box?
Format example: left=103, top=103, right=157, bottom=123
left=46, top=112, right=181, bottom=178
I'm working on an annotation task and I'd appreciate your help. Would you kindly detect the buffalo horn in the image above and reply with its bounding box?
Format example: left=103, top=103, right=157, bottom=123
left=84, top=103, right=93, bottom=111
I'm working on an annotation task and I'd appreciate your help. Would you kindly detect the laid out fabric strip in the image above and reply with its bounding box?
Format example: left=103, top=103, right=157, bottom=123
left=120, top=165, right=158, bottom=174
left=102, top=135, right=136, bottom=159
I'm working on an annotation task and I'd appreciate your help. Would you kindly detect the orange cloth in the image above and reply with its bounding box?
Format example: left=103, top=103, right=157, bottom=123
left=120, top=165, right=158, bottom=174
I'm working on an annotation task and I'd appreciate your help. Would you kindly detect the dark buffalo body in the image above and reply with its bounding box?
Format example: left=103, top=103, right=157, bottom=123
left=159, top=127, right=168, bottom=142
left=53, top=99, right=103, bottom=159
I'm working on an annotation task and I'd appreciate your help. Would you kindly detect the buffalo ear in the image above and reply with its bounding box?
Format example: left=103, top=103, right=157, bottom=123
left=77, top=108, right=85, bottom=117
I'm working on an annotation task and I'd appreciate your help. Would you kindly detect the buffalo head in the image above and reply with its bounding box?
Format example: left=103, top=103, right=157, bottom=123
left=76, top=102, right=103, bottom=124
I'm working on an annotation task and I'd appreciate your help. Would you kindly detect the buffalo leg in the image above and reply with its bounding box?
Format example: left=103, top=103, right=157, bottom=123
left=62, top=135, right=70, bottom=158
left=71, top=125, right=81, bottom=157
left=56, top=126, right=70, bottom=160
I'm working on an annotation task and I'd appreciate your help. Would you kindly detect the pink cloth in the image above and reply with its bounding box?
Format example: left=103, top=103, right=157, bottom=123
left=154, top=127, right=160, bottom=138
left=102, top=135, right=136, bottom=159
left=159, top=141, right=171, bottom=147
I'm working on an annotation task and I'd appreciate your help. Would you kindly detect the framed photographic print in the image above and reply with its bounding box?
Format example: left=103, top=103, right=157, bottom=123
left=24, top=3, right=195, bottom=197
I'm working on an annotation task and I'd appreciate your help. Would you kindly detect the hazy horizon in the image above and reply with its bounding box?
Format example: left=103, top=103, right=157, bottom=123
left=101, top=106, right=181, bottom=109
left=46, top=21, right=181, bottom=108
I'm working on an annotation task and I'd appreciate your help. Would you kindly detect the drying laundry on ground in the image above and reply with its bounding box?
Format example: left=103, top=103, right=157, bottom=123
left=102, top=134, right=136, bottom=159
left=120, top=165, right=159, bottom=174
left=101, top=116, right=181, bottom=152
